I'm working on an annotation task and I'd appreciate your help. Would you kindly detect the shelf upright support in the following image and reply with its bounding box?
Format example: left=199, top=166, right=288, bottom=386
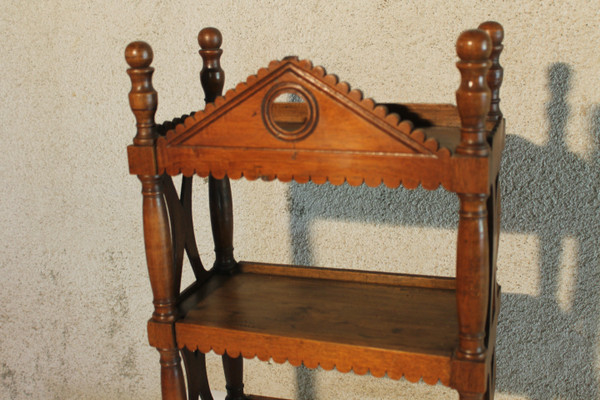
left=126, top=42, right=187, bottom=400
left=199, top=27, right=246, bottom=400
left=478, top=22, right=503, bottom=400
left=199, top=27, right=237, bottom=275
left=454, top=28, right=492, bottom=400
left=476, top=21, right=504, bottom=284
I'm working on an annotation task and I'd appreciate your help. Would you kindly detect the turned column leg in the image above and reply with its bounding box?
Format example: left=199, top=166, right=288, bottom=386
left=126, top=42, right=186, bottom=400
left=456, top=193, right=490, bottom=360
left=209, top=176, right=236, bottom=273
left=198, top=27, right=236, bottom=275
left=159, top=348, right=188, bottom=400
left=223, top=355, right=246, bottom=400
left=142, top=175, right=187, bottom=400
left=454, top=27, right=492, bottom=362
left=198, top=27, right=246, bottom=398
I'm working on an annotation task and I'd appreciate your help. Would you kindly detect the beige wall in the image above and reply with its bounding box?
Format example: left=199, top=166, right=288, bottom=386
left=1, top=1, right=599, bottom=399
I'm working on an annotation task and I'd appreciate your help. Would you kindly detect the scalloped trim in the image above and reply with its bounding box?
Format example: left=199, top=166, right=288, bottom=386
left=160, top=167, right=448, bottom=191
left=156, top=112, right=195, bottom=136
left=180, top=343, right=448, bottom=387
left=163, top=57, right=450, bottom=157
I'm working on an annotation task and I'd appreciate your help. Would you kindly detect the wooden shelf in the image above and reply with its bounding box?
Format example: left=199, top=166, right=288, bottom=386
left=176, top=262, right=458, bottom=385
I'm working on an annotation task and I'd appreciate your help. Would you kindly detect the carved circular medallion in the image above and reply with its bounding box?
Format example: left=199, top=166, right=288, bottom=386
left=262, top=83, right=318, bottom=141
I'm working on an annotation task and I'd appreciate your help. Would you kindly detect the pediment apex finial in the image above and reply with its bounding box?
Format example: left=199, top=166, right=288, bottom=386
left=198, top=27, right=222, bottom=50
left=125, top=41, right=153, bottom=69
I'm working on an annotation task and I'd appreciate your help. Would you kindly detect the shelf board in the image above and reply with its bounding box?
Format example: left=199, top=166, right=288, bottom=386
left=176, top=262, right=458, bottom=385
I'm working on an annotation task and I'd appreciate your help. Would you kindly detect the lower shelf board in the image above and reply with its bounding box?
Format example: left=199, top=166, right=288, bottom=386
left=176, top=261, right=458, bottom=385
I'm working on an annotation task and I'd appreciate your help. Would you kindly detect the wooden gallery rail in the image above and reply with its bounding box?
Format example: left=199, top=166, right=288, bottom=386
left=125, top=21, right=504, bottom=400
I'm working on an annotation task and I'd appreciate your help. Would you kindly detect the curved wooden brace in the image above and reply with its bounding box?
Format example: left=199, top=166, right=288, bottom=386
left=181, top=348, right=214, bottom=400
left=163, top=175, right=208, bottom=290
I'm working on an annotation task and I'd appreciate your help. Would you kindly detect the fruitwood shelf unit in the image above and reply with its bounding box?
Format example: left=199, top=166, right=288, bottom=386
left=125, top=22, right=504, bottom=400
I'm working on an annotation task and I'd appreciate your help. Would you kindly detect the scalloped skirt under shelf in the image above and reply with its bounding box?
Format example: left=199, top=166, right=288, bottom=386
left=176, top=261, right=458, bottom=386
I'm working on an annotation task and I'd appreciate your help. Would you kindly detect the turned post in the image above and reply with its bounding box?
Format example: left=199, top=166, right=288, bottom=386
left=126, top=42, right=158, bottom=146
left=478, top=21, right=504, bottom=124
left=456, top=29, right=492, bottom=156
left=454, top=30, right=491, bottom=366
left=199, top=27, right=246, bottom=400
left=199, top=27, right=237, bottom=275
left=126, top=42, right=186, bottom=400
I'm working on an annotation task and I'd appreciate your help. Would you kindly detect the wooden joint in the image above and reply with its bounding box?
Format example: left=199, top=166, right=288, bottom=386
left=225, top=384, right=245, bottom=400
left=214, top=258, right=238, bottom=275
left=456, top=191, right=490, bottom=363
left=139, top=174, right=163, bottom=195
left=450, top=357, right=488, bottom=394
left=128, top=145, right=157, bottom=175
left=456, top=332, right=487, bottom=361
left=148, top=319, right=177, bottom=349
left=458, top=193, right=488, bottom=218
left=157, top=347, right=182, bottom=366
left=152, top=298, right=178, bottom=323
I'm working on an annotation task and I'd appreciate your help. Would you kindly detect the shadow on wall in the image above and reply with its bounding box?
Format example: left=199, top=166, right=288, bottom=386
left=287, top=63, right=600, bottom=399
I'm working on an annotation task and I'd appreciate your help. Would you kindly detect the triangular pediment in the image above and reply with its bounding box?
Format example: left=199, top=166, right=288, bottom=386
left=161, top=58, right=446, bottom=156
left=156, top=58, right=457, bottom=189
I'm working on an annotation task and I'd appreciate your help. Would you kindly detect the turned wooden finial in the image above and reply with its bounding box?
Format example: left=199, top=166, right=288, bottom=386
left=478, top=21, right=504, bottom=122
left=198, top=27, right=224, bottom=103
left=125, top=41, right=157, bottom=146
left=456, top=29, right=492, bottom=156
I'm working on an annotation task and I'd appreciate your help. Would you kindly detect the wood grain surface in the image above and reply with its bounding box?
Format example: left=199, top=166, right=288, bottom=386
left=126, top=22, right=505, bottom=400
left=176, top=264, right=457, bottom=385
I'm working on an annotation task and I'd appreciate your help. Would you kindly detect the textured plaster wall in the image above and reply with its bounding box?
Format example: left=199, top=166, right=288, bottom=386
left=1, top=1, right=599, bottom=399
